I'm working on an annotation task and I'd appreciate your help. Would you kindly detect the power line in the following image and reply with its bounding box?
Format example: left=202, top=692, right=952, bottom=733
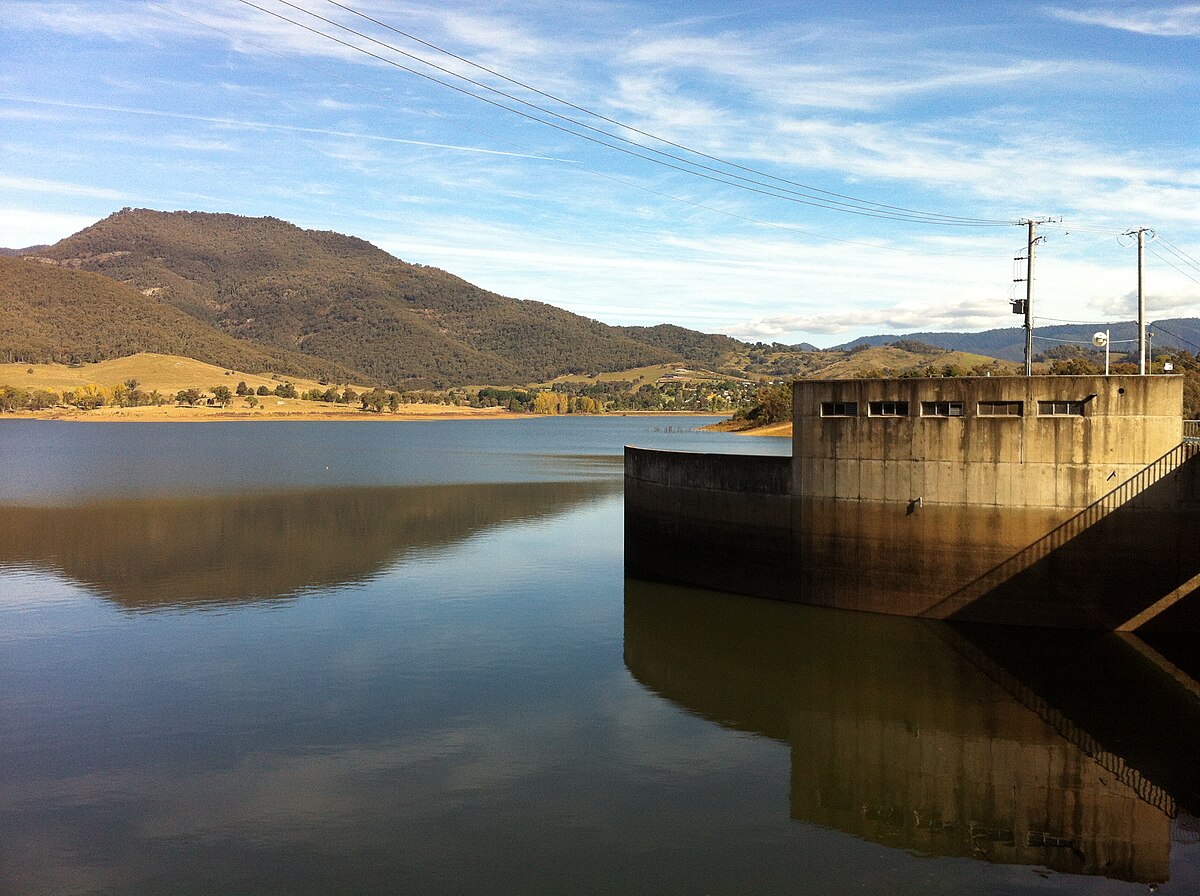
left=1149, top=322, right=1200, bottom=353
left=234, top=0, right=1012, bottom=227
left=133, top=4, right=999, bottom=257
left=1155, top=236, right=1200, bottom=276
left=312, top=0, right=1010, bottom=227
left=1148, top=247, right=1200, bottom=285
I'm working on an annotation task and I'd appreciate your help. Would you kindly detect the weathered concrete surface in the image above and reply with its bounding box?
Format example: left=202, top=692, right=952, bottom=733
left=625, top=448, right=794, bottom=598
left=793, top=376, right=1183, bottom=509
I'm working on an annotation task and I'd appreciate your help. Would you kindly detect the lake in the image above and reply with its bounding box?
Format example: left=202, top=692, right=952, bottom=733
left=1, top=417, right=1198, bottom=895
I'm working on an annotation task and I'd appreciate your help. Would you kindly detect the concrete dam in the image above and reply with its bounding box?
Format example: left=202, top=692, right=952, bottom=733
left=625, top=375, right=1200, bottom=631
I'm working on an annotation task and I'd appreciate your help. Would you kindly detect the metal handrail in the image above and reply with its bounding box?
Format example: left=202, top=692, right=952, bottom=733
left=1185, top=420, right=1200, bottom=443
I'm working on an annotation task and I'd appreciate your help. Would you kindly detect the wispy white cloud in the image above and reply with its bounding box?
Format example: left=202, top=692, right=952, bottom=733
left=0, top=175, right=125, bottom=201
left=0, top=97, right=577, bottom=163
left=0, top=208, right=98, bottom=247
left=729, top=299, right=1005, bottom=339
left=1045, top=4, right=1200, bottom=37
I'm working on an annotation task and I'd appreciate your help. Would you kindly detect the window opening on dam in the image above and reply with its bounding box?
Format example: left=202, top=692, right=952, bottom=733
left=978, top=401, right=1024, bottom=417
left=868, top=401, right=909, bottom=417
left=820, top=401, right=859, bottom=417
left=1038, top=400, right=1087, bottom=417
left=921, top=401, right=965, bottom=418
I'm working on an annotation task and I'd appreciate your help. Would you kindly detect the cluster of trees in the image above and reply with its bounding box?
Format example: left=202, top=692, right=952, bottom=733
left=731, top=382, right=793, bottom=426
left=0, top=377, right=172, bottom=411
left=0, top=385, right=61, bottom=411
left=468, top=379, right=759, bottom=415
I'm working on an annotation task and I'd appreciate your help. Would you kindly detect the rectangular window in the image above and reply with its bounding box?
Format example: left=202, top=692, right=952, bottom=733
left=978, top=400, right=1023, bottom=417
left=820, top=401, right=858, bottom=418
left=1038, top=400, right=1086, bottom=417
left=868, top=400, right=909, bottom=417
left=920, top=401, right=964, bottom=418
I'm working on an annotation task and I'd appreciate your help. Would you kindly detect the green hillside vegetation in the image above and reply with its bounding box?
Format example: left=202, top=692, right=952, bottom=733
left=33, top=209, right=679, bottom=387
left=0, top=256, right=359, bottom=382
left=612, top=324, right=744, bottom=367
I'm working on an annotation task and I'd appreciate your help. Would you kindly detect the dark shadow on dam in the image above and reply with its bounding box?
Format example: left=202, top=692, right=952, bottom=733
left=935, top=443, right=1200, bottom=629
left=0, top=480, right=619, bottom=610
left=624, top=579, right=1200, bottom=884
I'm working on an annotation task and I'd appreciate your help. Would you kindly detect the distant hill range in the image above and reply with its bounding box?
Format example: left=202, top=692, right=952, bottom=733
left=834, top=320, right=1200, bottom=361
left=1, top=208, right=1195, bottom=387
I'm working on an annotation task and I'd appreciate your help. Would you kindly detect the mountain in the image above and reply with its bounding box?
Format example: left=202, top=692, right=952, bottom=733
left=833, top=320, right=1200, bottom=361
left=29, top=209, right=684, bottom=387
left=0, top=256, right=360, bottom=380
left=613, top=324, right=744, bottom=367
left=0, top=245, right=48, bottom=257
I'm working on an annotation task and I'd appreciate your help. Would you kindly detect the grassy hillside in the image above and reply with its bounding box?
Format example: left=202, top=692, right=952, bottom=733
left=0, top=352, right=358, bottom=396
left=33, top=209, right=680, bottom=387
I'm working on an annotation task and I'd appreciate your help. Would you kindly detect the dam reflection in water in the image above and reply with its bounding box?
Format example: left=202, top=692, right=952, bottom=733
left=625, top=580, right=1200, bottom=885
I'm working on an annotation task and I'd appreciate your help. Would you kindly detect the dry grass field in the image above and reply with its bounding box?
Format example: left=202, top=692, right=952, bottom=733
left=0, top=353, right=518, bottom=421
left=0, top=352, right=364, bottom=395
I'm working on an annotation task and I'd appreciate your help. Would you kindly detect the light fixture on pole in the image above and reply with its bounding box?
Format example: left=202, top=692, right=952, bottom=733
left=1093, top=330, right=1110, bottom=375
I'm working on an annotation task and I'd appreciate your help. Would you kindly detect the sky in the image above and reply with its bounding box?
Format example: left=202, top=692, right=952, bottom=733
left=2, top=0, right=1199, bottom=348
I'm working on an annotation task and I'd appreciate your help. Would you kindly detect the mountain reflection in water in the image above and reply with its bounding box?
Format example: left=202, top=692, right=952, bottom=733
left=624, top=580, right=1200, bottom=885
left=0, top=480, right=618, bottom=609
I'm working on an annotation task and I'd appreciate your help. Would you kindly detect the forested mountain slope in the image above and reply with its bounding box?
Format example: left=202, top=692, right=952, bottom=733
left=30, top=209, right=681, bottom=387
left=0, top=256, right=359, bottom=381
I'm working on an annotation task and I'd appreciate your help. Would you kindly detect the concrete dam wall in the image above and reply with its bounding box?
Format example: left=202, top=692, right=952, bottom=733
left=625, top=375, right=1200, bottom=630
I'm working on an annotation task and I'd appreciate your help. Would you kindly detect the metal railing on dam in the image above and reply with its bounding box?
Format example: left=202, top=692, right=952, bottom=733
left=1186, top=420, right=1200, bottom=443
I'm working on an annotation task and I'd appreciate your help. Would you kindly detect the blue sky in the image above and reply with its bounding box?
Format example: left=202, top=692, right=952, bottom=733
left=2, top=1, right=1199, bottom=347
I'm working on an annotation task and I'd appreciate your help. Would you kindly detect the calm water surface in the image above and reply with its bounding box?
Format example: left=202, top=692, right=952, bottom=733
left=1, top=417, right=1198, bottom=894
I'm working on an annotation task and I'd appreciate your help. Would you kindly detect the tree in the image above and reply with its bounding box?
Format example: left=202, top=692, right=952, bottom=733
left=236, top=381, right=249, bottom=396
left=0, top=386, right=28, bottom=411
left=273, top=382, right=297, bottom=399
left=256, top=385, right=271, bottom=396
left=28, top=389, right=59, bottom=410
left=360, top=388, right=387, bottom=412
left=175, top=388, right=203, bottom=406
left=246, top=395, right=259, bottom=408
left=211, top=385, right=232, bottom=403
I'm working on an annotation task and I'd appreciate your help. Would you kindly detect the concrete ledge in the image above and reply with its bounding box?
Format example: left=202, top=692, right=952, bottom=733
left=624, top=446, right=791, bottom=495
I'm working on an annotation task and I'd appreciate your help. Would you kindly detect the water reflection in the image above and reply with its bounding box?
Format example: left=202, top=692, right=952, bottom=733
left=0, top=480, right=618, bottom=609
left=624, top=580, right=1200, bottom=884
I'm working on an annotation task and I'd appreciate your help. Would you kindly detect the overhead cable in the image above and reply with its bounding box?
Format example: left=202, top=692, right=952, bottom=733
left=235, top=0, right=1011, bottom=226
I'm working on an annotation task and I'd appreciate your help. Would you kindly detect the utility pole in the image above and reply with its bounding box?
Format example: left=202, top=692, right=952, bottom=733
left=1024, top=220, right=1037, bottom=376
left=1124, top=227, right=1153, bottom=375
left=1013, top=218, right=1055, bottom=376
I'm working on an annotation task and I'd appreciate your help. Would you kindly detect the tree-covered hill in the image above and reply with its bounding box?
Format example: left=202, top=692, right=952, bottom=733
left=613, top=324, right=744, bottom=367
left=0, top=256, right=359, bottom=381
left=31, top=209, right=682, bottom=387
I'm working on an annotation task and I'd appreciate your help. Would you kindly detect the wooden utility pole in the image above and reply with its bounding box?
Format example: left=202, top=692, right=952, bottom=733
left=1024, top=220, right=1037, bottom=376
left=1125, top=228, right=1152, bottom=375
left=1012, top=218, right=1057, bottom=376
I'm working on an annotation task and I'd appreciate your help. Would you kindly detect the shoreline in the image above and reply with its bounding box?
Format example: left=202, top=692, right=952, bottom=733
left=0, top=405, right=732, bottom=423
